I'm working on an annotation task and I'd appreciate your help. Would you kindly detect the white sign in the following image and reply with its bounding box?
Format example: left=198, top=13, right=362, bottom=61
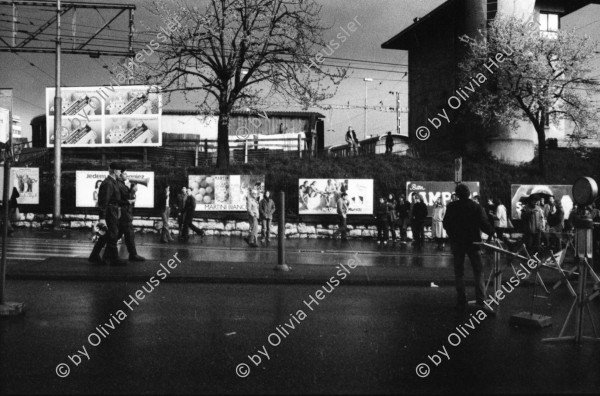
left=299, top=179, right=374, bottom=215
left=76, top=170, right=155, bottom=208
left=0, top=107, right=9, bottom=144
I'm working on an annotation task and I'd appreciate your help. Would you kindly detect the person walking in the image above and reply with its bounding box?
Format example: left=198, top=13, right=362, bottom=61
left=176, top=186, right=188, bottom=236
left=6, top=187, right=20, bottom=235
left=181, top=188, right=204, bottom=242
left=396, top=194, right=410, bottom=243
left=333, top=192, right=349, bottom=240
left=94, top=162, right=127, bottom=266
left=443, top=183, right=496, bottom=313
left=245, top=189, right=259, bottom=247
left=387, top=193, right=397, bottom=243
left=385, top=131, right=394, bottom=155
left=259, top=190, right=276, bottom=244
left=158, top=185, right=174, bottom=243
left=410, top=193, right=428, bottom=249
left=432, top=197, right=446, bottom=250
left=376, top=196, right=389, bottom=245
left=118, top=170, right=145, bottom=262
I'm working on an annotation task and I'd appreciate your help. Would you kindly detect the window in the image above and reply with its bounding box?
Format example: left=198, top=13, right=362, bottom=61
left=539, top=12, right=560, bottom=38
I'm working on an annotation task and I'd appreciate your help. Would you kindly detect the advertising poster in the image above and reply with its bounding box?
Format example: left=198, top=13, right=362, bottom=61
left=0, top=167, right=39, bottom=204
left=298, top=179, right=374, bottom=215
left=406, top=181, right=480, bottom=216
left=188, top=175, right=265, bottom=211
left=0, top=107, right=9, bottom=144
left=46, top=85, right=161, bottom=147
left=76, top=170, right=155, bottom=208
left=510, top=184, right=574, bottom=220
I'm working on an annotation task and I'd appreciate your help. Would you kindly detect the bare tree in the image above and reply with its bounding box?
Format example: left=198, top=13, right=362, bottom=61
left=458, top=15, right=600, bottom=175
left=119, top=0, right=346, bottom=169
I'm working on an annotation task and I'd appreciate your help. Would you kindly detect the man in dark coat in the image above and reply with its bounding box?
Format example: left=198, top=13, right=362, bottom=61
left=443, top=183, right=496, bottom=312
left=385, top=131, right=394, bottom=154
left=95, top=162, right=127, bottom=266
left=118, top=170, right=145, bottom=261
left=181, top=188, right=204, bottom=241
left=410, top=193, right=428, bottom=248
left=176, top=186, right=188, bottom=235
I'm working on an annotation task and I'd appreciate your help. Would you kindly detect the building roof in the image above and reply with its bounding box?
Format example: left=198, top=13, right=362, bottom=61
left=162, top=109, right=326, bottom=118
left=381, top=0, right=600, bottom=51
left=381, top=0, right=460, bottom=50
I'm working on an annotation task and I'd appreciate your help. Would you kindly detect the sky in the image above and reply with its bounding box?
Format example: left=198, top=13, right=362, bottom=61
left=1, top=0, right=600, bottom=147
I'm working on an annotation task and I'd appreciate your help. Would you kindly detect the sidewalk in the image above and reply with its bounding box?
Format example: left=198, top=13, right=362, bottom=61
left=3, top=228, right=572, bottom=287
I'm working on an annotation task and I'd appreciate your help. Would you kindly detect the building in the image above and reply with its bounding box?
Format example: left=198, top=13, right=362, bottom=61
left=382, top=0, right=600, bottom=163
left=30, top=110, right=325, bottom=152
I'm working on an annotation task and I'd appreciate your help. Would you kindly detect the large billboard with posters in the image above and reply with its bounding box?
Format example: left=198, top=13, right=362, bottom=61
left=76, top=171, right=155, bottom=208
left=298, top=179, right=374, bottom=215
left=510, top=184, right=574, bottom=220
left=46, top=85, right=161, bottom=147
left=188, top=175, right=265, bottom=211
left=0, top=167, right=39, bottom=204
left=406, top=181, right=480, bottom=217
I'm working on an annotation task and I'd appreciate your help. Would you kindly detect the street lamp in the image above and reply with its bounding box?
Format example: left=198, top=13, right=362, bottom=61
left=389, top=91, right=401, bottom=136
left=364, top=78, right=373, bottom=139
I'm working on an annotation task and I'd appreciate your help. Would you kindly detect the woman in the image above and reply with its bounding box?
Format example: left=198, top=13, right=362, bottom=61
left=158, top=185, right=174, bottom=243
left=432, top=197, right=446, bottom=250
left=5, top=187, right=20, bottom=235
left=387, top=193, right=397, bottom=243
left=493, top=198, right=508, bottom=240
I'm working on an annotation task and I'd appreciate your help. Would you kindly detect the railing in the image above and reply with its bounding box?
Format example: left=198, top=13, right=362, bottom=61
left=164, top=134, right=313, bottom=165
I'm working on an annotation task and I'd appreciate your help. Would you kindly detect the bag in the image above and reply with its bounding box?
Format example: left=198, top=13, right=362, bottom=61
left=10, top=207, right=19, bottom=222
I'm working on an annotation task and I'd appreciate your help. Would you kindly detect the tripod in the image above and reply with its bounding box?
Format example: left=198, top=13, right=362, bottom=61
left=543, top=222, right=600, bottom=344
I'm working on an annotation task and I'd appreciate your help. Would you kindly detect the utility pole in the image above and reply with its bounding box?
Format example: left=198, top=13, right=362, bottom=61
left=0, top=1, right=136, bottom=229
left=53, top=0, right=62, bottom=228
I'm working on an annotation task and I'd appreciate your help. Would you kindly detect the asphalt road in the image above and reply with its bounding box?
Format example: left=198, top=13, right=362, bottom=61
left=2, top=280, right=599, bottom=394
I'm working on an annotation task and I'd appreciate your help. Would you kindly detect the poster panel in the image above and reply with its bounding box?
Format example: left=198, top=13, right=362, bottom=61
left=46, top=85, right=161, bottom=147
left=0, top=167, right=40, bottom=204
left=188, top=175, right=265, bottom=211
left=406, top=181, right=480, bottom=217
left=510, top=184, right=574, bottom=220
left=298, top=179, right=374, bottom=215
left=76, top=170, right=155, bottom=208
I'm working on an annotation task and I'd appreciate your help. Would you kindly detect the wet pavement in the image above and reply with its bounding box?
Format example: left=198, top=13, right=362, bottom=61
left=1, top=229, right=599, bottom=394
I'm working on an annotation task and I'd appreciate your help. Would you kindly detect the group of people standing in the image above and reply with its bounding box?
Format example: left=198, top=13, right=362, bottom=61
left=245, top=189, right=276, bottom=247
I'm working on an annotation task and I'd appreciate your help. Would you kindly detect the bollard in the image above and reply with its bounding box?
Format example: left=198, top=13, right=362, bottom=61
left=274, top=191, right=290, bottom=272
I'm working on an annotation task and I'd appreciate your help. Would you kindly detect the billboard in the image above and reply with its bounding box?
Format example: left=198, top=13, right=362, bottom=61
left=46, top=85, right=161, bottom=147
left=188, top=175, right=265, bottom=211
left=0, top=167, right=39, bottom=204
left=298, top=179, right=374, bottom=215
left=406, top=181, right=480, bottom=217
left=76, top=170, right=155, bottom=208
left=510, top=184, right=574, bottom=220
left=0, top=107, right=9, bottom=144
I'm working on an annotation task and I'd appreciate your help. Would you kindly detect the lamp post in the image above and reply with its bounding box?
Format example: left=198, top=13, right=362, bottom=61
left=363, top=78, right=372, bottom=139
left=389, top=91, right=401, bottom=136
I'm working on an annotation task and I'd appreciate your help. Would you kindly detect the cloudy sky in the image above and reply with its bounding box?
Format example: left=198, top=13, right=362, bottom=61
left=1, top=0, right=599, bottom=146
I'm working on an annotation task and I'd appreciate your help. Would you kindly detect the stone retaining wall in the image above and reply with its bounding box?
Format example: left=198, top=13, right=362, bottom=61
left=12, top=212, right=428, bottom=239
